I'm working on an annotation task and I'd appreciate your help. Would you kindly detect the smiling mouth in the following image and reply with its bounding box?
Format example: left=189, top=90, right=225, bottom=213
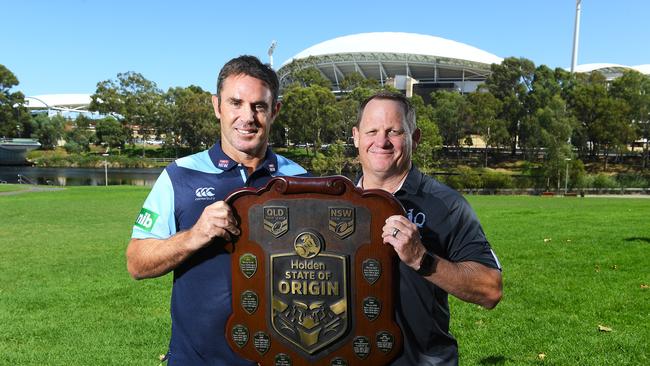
left=369, top=149, right=393, bottom=154
left=235, top=127, right=258, bottom=135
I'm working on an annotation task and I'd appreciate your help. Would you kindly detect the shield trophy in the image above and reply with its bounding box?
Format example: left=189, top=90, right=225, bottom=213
left=225, top=176, right=404, bottom=366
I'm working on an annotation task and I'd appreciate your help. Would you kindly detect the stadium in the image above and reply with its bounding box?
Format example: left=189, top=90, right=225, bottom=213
left=278, top=32, right=504, bottom=99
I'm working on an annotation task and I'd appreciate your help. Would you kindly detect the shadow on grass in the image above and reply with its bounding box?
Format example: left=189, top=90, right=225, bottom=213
left=624, top=237, right=650, bottom=244
left=479, top=355, right=508, bottom=365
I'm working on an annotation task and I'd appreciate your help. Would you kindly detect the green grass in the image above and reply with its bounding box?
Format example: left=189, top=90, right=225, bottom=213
left=0, top=184, right=27, bottom=193
left=454, top=196, right=650, bottom=365
left=1, top=189, right=648, bottom=365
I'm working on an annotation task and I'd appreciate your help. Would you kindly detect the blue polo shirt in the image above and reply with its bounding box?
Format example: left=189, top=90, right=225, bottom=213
left=132, top=141, right=308, bottom=365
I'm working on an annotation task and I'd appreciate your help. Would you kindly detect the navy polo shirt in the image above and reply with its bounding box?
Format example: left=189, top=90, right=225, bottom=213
left=132, top=141, right=308, bottom=365
left=358, top=165, right=501, bottom=366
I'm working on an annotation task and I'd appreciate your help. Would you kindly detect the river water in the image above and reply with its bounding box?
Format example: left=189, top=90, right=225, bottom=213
left=0, top=166, right=163, bottom=186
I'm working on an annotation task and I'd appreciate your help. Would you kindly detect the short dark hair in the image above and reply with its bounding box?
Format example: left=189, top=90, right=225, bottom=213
left=356, top=90, right=416, bottom=133
left=216, top=55, right=279, bottom=105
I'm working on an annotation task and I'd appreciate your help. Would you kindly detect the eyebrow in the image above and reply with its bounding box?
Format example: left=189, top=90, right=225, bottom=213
left=227, top=97, right=269, bottom=107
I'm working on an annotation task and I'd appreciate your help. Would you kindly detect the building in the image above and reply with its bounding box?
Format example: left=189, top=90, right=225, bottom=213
left=278, top=32, right=504, bottom=99
left=572, top=63, right=650, bottom=80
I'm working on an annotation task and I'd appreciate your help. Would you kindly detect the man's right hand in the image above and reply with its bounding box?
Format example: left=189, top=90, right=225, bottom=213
left=188, top=200, right=241, bottom=250
left=127, top=200, right=241, bottom=280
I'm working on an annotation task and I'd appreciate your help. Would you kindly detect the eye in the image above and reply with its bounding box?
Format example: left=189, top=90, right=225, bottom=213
left=388, top=129, right=404, bottom=137
left=365, top=129, right=377, bottom=136
left=255, top=104, right=268, bottom=112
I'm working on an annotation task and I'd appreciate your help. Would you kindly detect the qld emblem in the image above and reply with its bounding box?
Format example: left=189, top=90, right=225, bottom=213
left=264, top=206, right=289, bottom=237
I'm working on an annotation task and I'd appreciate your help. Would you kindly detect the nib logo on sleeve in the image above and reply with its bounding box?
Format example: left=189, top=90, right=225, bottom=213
left=135, top=208, right=159, bottom=232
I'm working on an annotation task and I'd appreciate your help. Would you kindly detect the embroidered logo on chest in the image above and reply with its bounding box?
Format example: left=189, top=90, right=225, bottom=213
left=195, top=187, right=216, bottom=200
left=406, top=208, right=426, bottom=228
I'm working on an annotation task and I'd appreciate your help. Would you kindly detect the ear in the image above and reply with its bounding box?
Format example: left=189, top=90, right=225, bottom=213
left=412, top=128, right=421, bottom=151
left=352, top=126, right=360, bottom=148
left=211, top=95, right=221, bottom=120
left=271, top=101, right=282, bottom=121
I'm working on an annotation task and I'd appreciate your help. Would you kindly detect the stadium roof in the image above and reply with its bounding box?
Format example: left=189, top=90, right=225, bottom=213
left=282, top=32, right=503, bottom=67
left=24, top=94, right=91, bottom=110
left=278, top=32, right=503, bottom=92
left=573, top=63, right=650, bottom=79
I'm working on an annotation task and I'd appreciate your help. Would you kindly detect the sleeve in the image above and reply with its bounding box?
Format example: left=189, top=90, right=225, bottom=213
left=441, top=193, right=501, bottom=270
left=131, top=169, right=177, bottom=240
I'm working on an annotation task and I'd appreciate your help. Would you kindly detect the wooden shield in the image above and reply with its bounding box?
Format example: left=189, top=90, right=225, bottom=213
left=225, top=176, right=404, bottom=366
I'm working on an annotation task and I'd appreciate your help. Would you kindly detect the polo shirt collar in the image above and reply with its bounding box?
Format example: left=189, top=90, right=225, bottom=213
left=208, top=140, right=279, bottom=174
left=355, top=164, right=422, bottom=195
left=395, top=165, right=423, bottom=196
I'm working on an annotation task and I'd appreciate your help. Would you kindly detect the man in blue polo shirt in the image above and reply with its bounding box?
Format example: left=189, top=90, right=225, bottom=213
left=127, top=55, right=308, bottom=365
left=353, top=91, right=503, bottom=365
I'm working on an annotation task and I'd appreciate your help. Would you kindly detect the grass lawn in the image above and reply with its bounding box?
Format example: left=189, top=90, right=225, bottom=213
left=0, top=184, right=28, bottom=193
left=0, top=188, right=648, bottom=365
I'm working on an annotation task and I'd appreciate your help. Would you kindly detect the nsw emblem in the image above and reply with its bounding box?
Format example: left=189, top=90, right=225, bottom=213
left=328, top=207, right=355, bottom=239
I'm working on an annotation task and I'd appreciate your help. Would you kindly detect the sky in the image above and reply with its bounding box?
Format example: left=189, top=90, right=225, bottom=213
left=3, top=0, right=650, bottom=97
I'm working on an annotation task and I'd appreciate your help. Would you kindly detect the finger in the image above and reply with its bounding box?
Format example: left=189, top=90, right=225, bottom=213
left=385, top=216, right=408, bottom=232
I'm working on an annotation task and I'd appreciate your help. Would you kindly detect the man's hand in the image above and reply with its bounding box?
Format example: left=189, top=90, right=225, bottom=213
left=382, top=215, right=427, bottom=270
left=188, top=200, right=241, bottom=250
left=381, top=215, right=502, bottom=309
left=127, top=200, right=241, bottom=280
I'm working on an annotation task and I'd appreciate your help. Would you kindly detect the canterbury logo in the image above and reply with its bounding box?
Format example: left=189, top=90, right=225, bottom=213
left=195, top=187, right=215, bottom=198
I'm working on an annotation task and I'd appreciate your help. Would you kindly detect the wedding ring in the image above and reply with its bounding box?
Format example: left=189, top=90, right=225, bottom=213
left=392, top=227, right=400, bottom=238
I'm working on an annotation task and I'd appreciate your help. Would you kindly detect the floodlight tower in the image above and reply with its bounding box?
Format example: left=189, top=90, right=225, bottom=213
left=268, top=40, right=277, bottom=69
left=571, top=0, right=582, bottom=73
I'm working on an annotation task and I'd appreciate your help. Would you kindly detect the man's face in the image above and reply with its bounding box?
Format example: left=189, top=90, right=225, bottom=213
left=213, top=74, right=279, bottom=160
left=353, top=98, right=417, bottom=178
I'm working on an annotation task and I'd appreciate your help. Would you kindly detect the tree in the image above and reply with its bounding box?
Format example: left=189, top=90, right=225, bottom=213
left=339, top=72, right=380, bottom=91
left=90, top=72, right=164, bottom=147
left=64, top=115, right=96, bottom=153
left=410, top=94, right=442, bottom=172
left=95, top=117, right=128, bottom=148
left=0, top=64, right=30, bottom=137
left=568, top=72, right=634, bottom=168
left=610, top=70, right=650, bottom=168
left=430, top=91, right=470, bottom=158
left=30, top=114, right=65, bottom=149
left=164, top=85, right=217, bottom=152
left=483, top=57, right=536, bottom=155
left=286, top=66, right=331, bottom=89
left=534, top=95, right=575, bottom=188
left=466, top=90, right=508, bottom=167
left=278, top=84, right=340, bottom=154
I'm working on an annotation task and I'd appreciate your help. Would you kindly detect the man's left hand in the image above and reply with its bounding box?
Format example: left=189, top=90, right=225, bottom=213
left=382, top=215, right=427, bottom=270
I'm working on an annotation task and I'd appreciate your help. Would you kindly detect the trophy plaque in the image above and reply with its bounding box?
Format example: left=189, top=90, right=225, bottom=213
left=225, top=176, right=404, bottom=366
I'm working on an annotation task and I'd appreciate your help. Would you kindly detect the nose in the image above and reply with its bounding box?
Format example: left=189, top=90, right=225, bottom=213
left=373, top=132, right=392, bottom=147
left=241, top=105, right=256, bottom=123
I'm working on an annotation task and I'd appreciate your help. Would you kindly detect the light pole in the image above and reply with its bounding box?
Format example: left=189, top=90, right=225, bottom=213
left=268, top=40, right=277, bottom=69
left=102, top=153, right=109, bottom=187
left=564, top=158, right=572, bottom=193
left=571, top=0, right=582, bottom=73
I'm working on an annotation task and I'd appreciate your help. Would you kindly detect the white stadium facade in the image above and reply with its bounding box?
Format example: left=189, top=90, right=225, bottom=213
left=278, top=32, right=504, bottom=99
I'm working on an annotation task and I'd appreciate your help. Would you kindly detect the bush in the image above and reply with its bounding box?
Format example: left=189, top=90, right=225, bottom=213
left=588, top=174, right=620, bottom=189
left=443, top=166, right=482, bottom=190
left=615, top=172, right=649, bottom=188
left=481, top=170, right=514, bottom=189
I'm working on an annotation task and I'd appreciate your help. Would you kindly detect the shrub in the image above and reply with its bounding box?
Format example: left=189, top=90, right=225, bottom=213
left=444, top=166, right=482, bottom=190
left=615, top=172, right=649, bottom=188
left=481, top=170, right=514, bottom=189
left=590, top=174, right=620, bottom=189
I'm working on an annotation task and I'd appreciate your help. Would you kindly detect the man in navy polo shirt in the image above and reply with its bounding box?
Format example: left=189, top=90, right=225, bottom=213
left=353, top=91, right=503, bottom=365
left=127, top=55, right=308, bottom=365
